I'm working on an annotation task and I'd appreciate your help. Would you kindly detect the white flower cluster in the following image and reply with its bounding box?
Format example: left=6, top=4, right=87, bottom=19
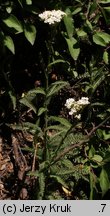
left=38, top=10, right=66, bottom=25
left=65, top=97, right=90, bottom=119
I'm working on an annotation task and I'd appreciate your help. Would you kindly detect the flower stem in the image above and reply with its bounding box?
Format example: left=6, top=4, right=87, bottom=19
left=43, top=67, right=49, bottom=161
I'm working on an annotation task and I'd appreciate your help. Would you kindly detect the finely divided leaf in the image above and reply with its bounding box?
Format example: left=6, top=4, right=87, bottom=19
left=50, top=175, right=69, bottom=189
left=37, top=173, right=45, bottom=199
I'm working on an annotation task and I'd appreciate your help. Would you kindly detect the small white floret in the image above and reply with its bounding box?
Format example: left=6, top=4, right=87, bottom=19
left=39, top=10, right=66, bottom=25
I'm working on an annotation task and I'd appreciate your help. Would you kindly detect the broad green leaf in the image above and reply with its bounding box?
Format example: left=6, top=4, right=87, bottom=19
left=49, top=116, right=72, bottom=128
left=103, top=152, right=110, bottom=163
left=93, top=32, right=110, bottom=47
left=86, top=20, right=93, bottom=31
left=26, top=0, right=32, bottom=5
left=92, top=154, right=103, bottom=163
left=103, top=6, right=110, bottom=11
left=48, top=59, right=66, bottom=67
left=47, top=81, right=68, bottom=97
left=72, top=70, right=78, bottom=78
left=6, top=6, right=12, bottom=14
left=27, top=88, right=46, bottom=96
left=3, top=15, right=23, bottom=33
left=25, top=88, right=46, bottom=101
left=24, top=24, right=36, bottom=45
left=98, top=32, right=110, bottom=43
left=97, top=129, right=104, bottom=139
left=103, top=51, right=109, bottom=64
left=61, top=159, right=73, bottom=169
left=100, top=168, right=110, bottom=197
left=77, top=29, right=87, bottom=37
left=65, top=37, right=80, bottom=60
left=93, top=34, right=106, bottom=46
left=89, top=145, right=95, bottom=158
left=72, top=7, right=82, bottom=15
left=100, top=0, right=110, bottom=4
left=38, top=107, right=47, bottom=116
left=64, top=8, right=74, bottom=38
left=103, top=130, right=110, bottom=140
left=20, top=97, right=36, bottom=113
left=4, top=36, right=15, bottom=54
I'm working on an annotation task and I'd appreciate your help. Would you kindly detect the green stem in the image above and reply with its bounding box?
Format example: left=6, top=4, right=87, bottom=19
left=44, top=68, right=49, bottom=161
left=43, top=28, right=56, bottom=161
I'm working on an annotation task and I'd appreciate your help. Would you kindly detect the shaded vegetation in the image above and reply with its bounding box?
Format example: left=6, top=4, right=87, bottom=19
left=0, top=0, right=110, bottom=200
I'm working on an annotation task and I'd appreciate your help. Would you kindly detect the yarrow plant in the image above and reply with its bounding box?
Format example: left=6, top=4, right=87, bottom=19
left=65, top=97, right=90, bottom=119
left=38, top=10, right=66, bottom=25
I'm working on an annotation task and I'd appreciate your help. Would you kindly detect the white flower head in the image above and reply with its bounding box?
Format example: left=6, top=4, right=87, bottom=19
left=65, top=98, right=75, bottom=109
left=39, top=10, right=66, bottom=25
left=75, top=114, right=81, bottom=120
left=77, top=97, right=90, bottom=105
left=69, top=108, right=77, bottom=115
left=65, top=96, right=90, bottom=118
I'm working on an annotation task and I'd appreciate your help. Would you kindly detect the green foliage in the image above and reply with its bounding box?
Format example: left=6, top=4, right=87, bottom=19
left=100, top=168, right=110, bottom=197
left=93, top=32, right=110, bottom=47
left=3, top=14, right=23, bottom=33
left=20, top=97, right=37, bottom=113
left=103, top=51, right=109, bottom=64
left=24, top=23, right=37, bottom=45
left=64, top=8, right=74, bottom=38
left=4, top=36, right=15, bottom=54
left=47, top=81, right=68, bottom=98
left=65, top=37, right=80, bottom=60
left=0, top=0, right=110, bottom=200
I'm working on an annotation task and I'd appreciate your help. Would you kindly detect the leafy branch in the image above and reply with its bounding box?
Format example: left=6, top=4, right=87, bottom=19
left=51, top=116, right=110, bottom=165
